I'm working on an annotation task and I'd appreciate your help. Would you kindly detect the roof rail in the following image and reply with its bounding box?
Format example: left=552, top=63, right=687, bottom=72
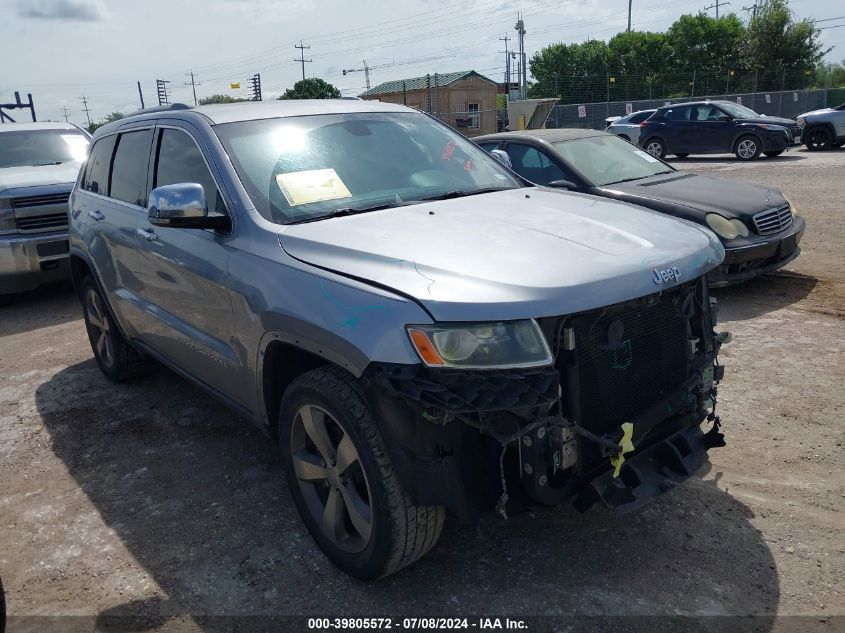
left=127, top=103, right=193, bottom=116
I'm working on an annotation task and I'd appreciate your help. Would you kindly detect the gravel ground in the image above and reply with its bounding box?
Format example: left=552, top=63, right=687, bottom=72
left=0, top=147, right=843, bottom=632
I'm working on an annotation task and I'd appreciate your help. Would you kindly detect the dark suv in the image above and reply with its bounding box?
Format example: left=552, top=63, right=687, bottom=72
left=639, top=100, right=801, bottom=161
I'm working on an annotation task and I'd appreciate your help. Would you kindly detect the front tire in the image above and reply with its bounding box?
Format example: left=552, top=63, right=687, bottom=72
left=279, top=366, right=445, bottom=579
left=644, top=138, right=667, bottom=159
left=805, top=126, right=833, bottom=151
left=764, top=150, right=784, bottom=157
left=734, top=135, right=761, bottom=161
left=81, top=275, right=144, bottom=382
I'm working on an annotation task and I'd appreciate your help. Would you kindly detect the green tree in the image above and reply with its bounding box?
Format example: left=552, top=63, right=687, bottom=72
left=198, top=94, right=247, bottom=105
left=278, top=78, right=341, bottom=100
left=745, top=0, right=829, bottom=89
left=86, top=111, right=124, bottom=134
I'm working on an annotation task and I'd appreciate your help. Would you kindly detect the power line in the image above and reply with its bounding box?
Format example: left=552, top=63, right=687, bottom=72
left=61, top=106, right=70, bottom=123
left=294, top=41, right=312, bottom=81
left=703, top=0, right=730, bottom=18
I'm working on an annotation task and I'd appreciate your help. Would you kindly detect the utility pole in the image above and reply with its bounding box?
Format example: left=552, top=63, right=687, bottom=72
left=156, top=79, right=171, bottom=106
left=627, top=0, right=633, bottom=32
left=61, top=106, right=70, bottom=123
left=741, top=1, right=759, bottom=20
left=185, top=71, right=201, bottom=106
left=704, top=0, right=730, bottom=18
left=342, top=61, right=372, bottom=90
left=80, top=96, right=92, bottom=128
left=498, top=35, right=511, bottom=93
left=137, top=81, right=145, bottom=109
left=514, top=13, right=526, bottom=100
left=295, top=41, right=312, bottom=81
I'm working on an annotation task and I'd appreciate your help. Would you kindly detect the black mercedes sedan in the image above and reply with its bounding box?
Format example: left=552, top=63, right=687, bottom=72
left=475, top=128, right=806, bottom=285
left=637, top=100, right=801, bottom=161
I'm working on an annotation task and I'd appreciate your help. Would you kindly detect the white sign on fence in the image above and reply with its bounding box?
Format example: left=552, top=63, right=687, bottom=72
left=664, top=101, right=670, bottom=106
left=578, top=105, right=587, bottom=118
left=737, top=96, right=742, bottom=104
left=765, top=94, right=771, bottom=103
left=793, top=92, right=798, bottom=102
left=626, top=103, right=633, bottom=114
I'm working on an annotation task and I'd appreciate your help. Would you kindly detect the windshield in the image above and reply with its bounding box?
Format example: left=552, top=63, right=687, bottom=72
left=0, top=129, right=89, bottom=168
left=718, top=102, right=759, bottom=119
left=552, top=135, right=673, bottom=187
left=215, top=112, right=521, bottom=224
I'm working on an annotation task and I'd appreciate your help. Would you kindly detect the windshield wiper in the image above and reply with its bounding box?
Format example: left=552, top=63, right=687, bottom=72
left=607, top=171, right=673, bottom=185
left=287, top=202, right=401, bottom=225
left=33, top=161, right=64, bottom=166
left=416, top=187, right=514, bottom=202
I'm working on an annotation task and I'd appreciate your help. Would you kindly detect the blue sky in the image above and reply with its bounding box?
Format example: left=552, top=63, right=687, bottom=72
left=2, top=0, right=841, bottom=125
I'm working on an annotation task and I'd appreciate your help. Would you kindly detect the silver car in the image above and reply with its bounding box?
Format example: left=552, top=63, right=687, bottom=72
left=797, top=102, right=845, bottom=150
left=605, top=109, right=656, bottom=144
left=0, top=122, right=89, bottom=298
left=68, top=100, right=728, bottom=578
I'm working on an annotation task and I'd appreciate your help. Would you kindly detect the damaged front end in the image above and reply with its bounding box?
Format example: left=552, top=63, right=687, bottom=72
left=362, top=276, right=728, bottom=521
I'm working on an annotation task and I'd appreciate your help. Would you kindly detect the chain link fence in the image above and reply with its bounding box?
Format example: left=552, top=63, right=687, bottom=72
left=544, top=88, right=829, bottom=130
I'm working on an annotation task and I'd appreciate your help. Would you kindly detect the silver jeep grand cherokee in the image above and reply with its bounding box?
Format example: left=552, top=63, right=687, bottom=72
left=68, top=100, right=729, bottom=579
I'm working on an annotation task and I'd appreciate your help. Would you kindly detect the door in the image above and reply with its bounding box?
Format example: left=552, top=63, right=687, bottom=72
left=74, top=129, right=153, bottom=336
left=661, top=105, right=694, bottom=152
left=689, top=104, right=734, bottom=152
left=130, top=125, right=241, bottom=402
left=502, top=143, right=569, bottom=186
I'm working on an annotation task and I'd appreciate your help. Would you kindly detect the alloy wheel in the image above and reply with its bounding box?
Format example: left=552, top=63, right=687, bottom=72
left=85, top=288, right=114, bottom=368
left=290, top=404, right=373, bottom=553
left=808, top=130, right=830, bottom=150
left=645, top=141, right=663, bottom=157
left=737, top=138, right=757, bottom=159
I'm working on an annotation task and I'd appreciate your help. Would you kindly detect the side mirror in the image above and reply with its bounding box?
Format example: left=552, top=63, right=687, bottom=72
left=717, top=114, right=732, bottom=122
left=148, top=183, right=229, bottom=230
left=547, top=180, right=578, bottom=190
left=489, top=149, right=513, bottom=169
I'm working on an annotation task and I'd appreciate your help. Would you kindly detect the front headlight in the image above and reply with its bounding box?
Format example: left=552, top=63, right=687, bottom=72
left=0, top=199, right=16, bottom=236
left=782, top=193, right=798, bottom=216
left=407, top=320, right=553, bottom=369
left=797, top=116, right=805, bottom=126
left=705, top=213, right=748, bottom=240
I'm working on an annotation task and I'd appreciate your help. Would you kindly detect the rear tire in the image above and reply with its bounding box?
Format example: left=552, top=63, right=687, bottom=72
left=805, top=126, right=832, bottom=151
left=81, top=275, right=145, bottom=382
left=734, top=135, right=761, bottom=161
left=764, top=150, right=784, bottom=157
left=279, top=366, right=445, bottom=579
left=644, top=138, right=667, bottom=159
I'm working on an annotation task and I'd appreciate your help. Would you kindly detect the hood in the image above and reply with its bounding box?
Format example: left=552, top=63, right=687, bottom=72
left=799, top=107, right=833, bottom=118
left=0, top=162, right=82, bottom=194
left=278, top=188, right=724, bottom=322
left=737, top=115, right=796, bottom=127
left=602, top=173, right=786, bottom=219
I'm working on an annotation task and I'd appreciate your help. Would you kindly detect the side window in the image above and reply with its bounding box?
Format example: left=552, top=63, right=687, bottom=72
left=476, top=142, right=499, bottom=152
left=154, top=128, right=226, bottom=214
left=666, top=106, right=691, bottom=122
left=467, top=104, right=480, bottom=129
left=628, top=111, right=651, bottom=124
left=82, top=135, right=117, bottom=195
left=110, top=129, right=154, bottom=206
left=506, top=144, right=567, bottom=186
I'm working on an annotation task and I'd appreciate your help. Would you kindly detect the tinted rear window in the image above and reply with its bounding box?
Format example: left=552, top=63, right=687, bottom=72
left=154, top=129, right=226, bottom=213
left=110, top=129, right=153, bottom=206
left=83, top=135, right=117, bottom=196
left=628, top=111, right=652, bottom=124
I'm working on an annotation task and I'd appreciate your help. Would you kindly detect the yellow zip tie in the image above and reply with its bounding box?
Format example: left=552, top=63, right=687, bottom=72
left=610, top=422, right=635, bottom=478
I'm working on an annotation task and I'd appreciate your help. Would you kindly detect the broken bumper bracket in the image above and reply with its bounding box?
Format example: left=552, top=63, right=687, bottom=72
left=574, top=424, right=712, bottom=515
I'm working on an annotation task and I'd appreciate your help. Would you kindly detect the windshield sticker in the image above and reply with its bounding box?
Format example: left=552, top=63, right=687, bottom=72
left=464, top=159, right=473, bottom=171
left=441, top=139, right=456, bottom=160
left=633, top=149, right=661, bottom=163
left=275, top=168, right=352, bottom=207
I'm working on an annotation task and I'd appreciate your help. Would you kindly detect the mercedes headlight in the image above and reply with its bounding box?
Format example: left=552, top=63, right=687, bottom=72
left=407, top=320, right=553, bottom=369
left=782, top=193, right=798, bottom=216
left=705, top=213, right=748, bottom=240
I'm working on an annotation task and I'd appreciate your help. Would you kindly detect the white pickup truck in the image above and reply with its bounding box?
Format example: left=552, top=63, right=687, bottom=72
left=0, top=122, right=89, bottom=299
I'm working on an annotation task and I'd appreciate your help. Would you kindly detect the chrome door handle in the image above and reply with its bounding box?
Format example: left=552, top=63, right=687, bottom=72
left=88, top=210, right=104, bottom=221
left=137, top=228, right=158, bottom=242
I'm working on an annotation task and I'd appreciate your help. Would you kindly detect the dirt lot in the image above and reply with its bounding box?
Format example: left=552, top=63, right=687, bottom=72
left=1, top=148, right=843, bottom=632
